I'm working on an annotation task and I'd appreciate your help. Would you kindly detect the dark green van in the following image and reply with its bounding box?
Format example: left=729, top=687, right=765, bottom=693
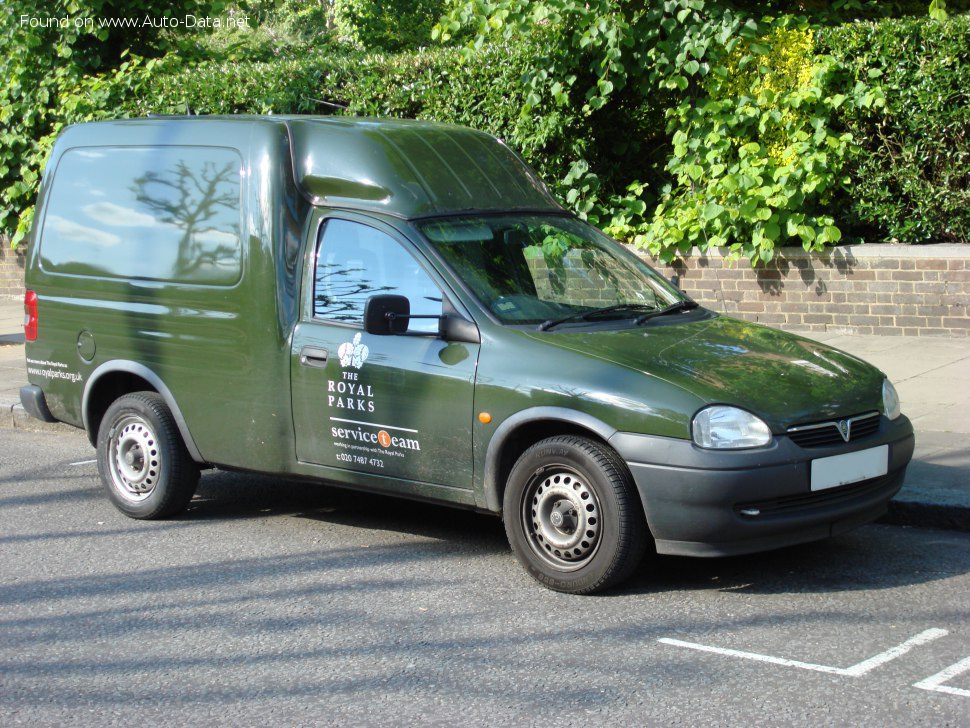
left=21, top=116, right=914, bottom=593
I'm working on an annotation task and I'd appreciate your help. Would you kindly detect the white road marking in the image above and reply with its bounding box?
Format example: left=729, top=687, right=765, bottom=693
left=658, top=638, right=847, bottom=675
left=842, top=628, right=950, bottom=676
left=913, top=656, right=970, bottom=698
left=69, top=459, right=97, bottom=466
left=659, top=628, right=948, bottom=677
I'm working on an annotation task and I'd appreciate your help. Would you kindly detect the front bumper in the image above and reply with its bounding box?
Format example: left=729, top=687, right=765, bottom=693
left=608, top=415, right=915, bottom=557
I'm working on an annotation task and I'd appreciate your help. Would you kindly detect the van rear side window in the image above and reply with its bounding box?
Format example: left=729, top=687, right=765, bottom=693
left=38, top=146, right=243, bottom=285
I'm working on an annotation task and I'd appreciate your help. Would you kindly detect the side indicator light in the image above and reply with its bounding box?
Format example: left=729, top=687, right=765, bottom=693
left=24, top=290, right=38, bottom=341
left=478, top=412, right=492, bottom=424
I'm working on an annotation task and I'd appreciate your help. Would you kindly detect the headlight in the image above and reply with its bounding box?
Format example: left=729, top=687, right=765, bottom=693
left=692, top=405, right=772, bottom=449
left=882, top=379, right=901, bottom=420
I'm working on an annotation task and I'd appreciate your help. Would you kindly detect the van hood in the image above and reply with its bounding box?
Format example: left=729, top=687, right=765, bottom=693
left=522, top=314, right=885, bottom=430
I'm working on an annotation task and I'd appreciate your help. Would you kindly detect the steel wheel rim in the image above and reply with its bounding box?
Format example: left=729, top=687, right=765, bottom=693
left=522, top=467, right=601, bottom=571
left=108, top=415, right=160, bottom=502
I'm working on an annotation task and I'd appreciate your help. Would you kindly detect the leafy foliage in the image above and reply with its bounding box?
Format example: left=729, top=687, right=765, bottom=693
left=333, top=0, right=449, bottom=52
left=436, top=0, right=897, bottom=265
left=2, top=0, right=967, bottom=263
left=820, top=15, right=970, bottom=243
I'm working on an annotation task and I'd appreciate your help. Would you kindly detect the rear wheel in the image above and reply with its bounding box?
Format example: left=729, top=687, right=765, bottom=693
left=503, top=435, right=647, bottom=594
left=96, top=392, right=199, bottom=519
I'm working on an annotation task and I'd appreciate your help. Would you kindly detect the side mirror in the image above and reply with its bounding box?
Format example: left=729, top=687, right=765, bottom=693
left=364, top=294, right=482, bottom=343
left=364, top=294, right=410, bottom=335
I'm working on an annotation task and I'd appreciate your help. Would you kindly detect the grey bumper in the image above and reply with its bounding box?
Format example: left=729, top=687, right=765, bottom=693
left=609, top=415, right=915, bottom=557
left=20, top=384, right=58, bottom=423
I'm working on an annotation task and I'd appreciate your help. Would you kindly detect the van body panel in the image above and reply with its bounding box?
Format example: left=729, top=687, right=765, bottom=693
left=289, top=208, right=481, bottom=495
left=287, top=117, right=562, bottom=217
left=516, top=316, right=885, bottom=432
left=25, top=118, right=303, bottom=471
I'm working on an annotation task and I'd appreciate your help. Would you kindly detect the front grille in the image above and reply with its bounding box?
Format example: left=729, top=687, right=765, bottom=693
left=787, top=411, right=881, bottom=448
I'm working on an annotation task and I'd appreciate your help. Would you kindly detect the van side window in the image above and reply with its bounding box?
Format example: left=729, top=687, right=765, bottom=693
left=38, top=146, right=243, bottom=285
left=313, top=220, right=442, bottom=332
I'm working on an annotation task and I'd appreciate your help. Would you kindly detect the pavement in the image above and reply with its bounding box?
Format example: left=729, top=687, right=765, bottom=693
left=1, top=297, right=968, bottom=531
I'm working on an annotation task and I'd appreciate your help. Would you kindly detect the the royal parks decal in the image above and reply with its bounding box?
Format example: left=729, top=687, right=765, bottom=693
left=328, top=332, right=421, bottom=470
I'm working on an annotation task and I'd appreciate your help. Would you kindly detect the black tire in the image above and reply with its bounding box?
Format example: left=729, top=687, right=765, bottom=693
left=503, top=435, right=648, bottom=594
left=96, top=392, right=200, bottom=519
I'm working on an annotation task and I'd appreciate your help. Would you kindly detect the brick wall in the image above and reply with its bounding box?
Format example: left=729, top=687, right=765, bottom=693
left=2, top=236, right=968, bottom=335
left=0, top=239, right=26, bottom=299
left=634, top=244, right=969, bottom=337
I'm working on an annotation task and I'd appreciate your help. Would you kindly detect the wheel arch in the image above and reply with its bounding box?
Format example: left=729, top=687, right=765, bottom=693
left=482, top=407, right=619, bottom=513
left=82, top=360, right=205, bottom=463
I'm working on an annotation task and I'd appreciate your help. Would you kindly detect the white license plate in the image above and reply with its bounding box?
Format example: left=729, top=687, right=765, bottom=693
left=810, top=445, right=889, bottom=492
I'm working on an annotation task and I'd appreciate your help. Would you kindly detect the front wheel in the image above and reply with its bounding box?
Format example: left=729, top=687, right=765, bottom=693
left=503, top=435, right=647, bottom=594
left=97, top=392, right=200, bottom=519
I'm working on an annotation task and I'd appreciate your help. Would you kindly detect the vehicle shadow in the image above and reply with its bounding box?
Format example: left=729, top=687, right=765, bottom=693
left=620, top=524, right=970, bottom=597
left=186, top=470, right=969, bottom=597
left=186, top=468, right=509, bottom=555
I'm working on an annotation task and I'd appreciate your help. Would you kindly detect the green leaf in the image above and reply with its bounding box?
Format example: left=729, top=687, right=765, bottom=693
left=929, top=0, right=949, bottom=20
left=796, top=225, right=816, bottom=244
left=764, top=220, right=780, bottom=242
left=703, top=202, right=725, bottom=221
left=739, top=198, right=759, bottom=221
left=821, top=225, right=842, bottom=243
left=665, top=75, right=689, bottom=91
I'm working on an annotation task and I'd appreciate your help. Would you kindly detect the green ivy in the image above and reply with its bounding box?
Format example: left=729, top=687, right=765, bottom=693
left=437, top=0, right=893, bottom=266
left=639, top=18, right=887, bottom=264
left=3, top=1, right=966, bottom=259
left=820, top=15, right=969, bottom=243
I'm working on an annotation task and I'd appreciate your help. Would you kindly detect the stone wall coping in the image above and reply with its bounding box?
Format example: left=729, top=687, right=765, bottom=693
left=627, top=243, right=969, bottom=262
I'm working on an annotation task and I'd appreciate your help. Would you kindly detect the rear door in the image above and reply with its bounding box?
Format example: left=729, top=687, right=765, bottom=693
left=290, top=216, right=479, bottom=490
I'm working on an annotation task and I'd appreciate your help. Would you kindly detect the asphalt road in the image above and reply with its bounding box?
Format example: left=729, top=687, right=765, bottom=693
left=2, top=428, right=968, bottom=726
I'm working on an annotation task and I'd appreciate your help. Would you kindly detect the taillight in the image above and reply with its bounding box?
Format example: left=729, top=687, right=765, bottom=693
left=24, top=290, right=38, bottom=341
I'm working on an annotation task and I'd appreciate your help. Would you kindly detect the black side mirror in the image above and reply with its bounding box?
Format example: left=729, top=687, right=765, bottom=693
left=364, top=294, right=482, bottom=343
left=364, top=294, right=410, bottom=335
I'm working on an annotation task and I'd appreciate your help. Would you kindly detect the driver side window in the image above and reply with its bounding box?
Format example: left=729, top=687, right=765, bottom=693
left=313, top=219, right=442, bottom=333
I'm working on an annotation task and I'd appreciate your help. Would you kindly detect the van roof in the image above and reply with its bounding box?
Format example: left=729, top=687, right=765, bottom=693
left=54, top=115, right=564, bottom=219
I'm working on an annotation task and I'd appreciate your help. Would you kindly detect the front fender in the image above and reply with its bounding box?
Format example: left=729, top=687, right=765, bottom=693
left=481, top=406, right=617, bottom=512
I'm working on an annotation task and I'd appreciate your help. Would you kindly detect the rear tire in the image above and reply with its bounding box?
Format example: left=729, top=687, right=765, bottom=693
left=503, top=435, right=647, bottom=594
left=96, top=392, right=200, bottom=519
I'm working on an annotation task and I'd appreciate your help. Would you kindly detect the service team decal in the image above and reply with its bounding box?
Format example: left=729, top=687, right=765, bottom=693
left=327, top=333, right=421, bottom=470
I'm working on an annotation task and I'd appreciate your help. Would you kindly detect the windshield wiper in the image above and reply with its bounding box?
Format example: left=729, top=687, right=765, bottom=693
left=538, top=303, right=658, bottom=332
left=633, top=300, right=699, bottom=325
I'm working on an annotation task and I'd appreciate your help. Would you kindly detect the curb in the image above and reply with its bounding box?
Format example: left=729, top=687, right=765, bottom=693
left=1, top=401, right=81, bottom=435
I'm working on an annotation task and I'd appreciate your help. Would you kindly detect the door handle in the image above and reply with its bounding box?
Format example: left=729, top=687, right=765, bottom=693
left=300, top=346, right=329, bottom=368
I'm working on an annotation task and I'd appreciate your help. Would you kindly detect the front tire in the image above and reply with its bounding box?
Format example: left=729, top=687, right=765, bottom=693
left=97, top=392, right=200, bottom=519
left=503, top=435, right=647, bottom=594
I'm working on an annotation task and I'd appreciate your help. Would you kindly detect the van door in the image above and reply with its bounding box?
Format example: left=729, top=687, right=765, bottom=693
left=290, top=217, right=479, bottom=490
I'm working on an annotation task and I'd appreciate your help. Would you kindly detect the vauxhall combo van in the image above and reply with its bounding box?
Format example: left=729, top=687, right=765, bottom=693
left=21, top=116, right=914, bottom=593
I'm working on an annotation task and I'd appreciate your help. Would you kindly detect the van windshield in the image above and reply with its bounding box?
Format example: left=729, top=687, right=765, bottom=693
left=418, top=214, right=687, bottom=327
